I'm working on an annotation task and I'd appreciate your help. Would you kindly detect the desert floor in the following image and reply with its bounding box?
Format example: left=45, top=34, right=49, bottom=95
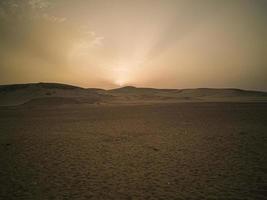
left=0, top=102, right=266, bottom=200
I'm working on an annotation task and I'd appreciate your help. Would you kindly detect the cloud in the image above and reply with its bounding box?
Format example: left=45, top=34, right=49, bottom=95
left=91, top=36, right=104, bottom=47
left=0, top=0, right=106, bottom=84
left=0, top=0, right=66, bottom=24
left=42, top=13, right=66, bottom=23
left=69, top=26, right=104, bottom=59
left=81, top=31, right=104, bottom=47
left=28, top=0, right=50, bottom=9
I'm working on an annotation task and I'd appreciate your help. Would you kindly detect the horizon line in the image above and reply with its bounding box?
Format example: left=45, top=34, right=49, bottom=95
left=0, top=82, right=267, bottom=93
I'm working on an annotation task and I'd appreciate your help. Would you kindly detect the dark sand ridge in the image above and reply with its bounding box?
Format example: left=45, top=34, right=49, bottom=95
left=0, top=83, right=267, bottom=106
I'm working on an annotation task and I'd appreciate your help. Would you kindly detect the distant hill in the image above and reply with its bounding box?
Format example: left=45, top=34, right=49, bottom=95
left=0, top=82, right=105, bottom=106
left=0, top=83, right=267, bottom=106
left=111, top=86, right=266, bottom=95
left=108, top=86, right=267, bottom=103
left=0, top=82, right=82, bottom=92
left=110, top=86, right=177, bottom=94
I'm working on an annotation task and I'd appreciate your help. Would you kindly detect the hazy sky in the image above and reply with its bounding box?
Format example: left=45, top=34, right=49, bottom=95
left=0, top=0, right=266, bottom=90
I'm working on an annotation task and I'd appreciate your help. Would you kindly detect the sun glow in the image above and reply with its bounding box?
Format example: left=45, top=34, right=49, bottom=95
left=114, top=79, right=125, bottom=87
left=111, top=67, right=130, bottom=87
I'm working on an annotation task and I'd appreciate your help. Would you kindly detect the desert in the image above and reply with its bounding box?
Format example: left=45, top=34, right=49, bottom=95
left=0, top=83, right=267, bottom=199
left=1, top=1, right=266, bottom=199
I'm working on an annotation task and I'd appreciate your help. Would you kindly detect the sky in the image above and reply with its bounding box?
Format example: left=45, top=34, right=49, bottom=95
left=0, top=0, right=266, bottom=90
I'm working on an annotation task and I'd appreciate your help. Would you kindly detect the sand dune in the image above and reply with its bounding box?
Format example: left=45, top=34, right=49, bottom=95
left=22, top=97, right=81, bottom=106
left=0, top=83, right=104, bottom=106
left=0, top=83, right=267, bottom=106
left=107, top=86, right=267, bottom=104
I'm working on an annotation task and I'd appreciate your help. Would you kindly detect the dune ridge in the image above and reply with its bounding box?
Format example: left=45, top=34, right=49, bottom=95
left=0, top=83, right=267, bottom=106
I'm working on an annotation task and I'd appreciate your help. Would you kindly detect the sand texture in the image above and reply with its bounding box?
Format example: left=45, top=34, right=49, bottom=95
left=0, top=102, right=267, bottom=199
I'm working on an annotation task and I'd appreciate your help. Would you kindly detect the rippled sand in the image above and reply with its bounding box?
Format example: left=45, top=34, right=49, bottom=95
left=0, top=103, right=266, bottom=199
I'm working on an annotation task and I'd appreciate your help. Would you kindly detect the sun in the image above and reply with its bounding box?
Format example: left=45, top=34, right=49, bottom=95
left=114, top=79, right=126, bottom=87
left=111, top=66, right=131, bottom=87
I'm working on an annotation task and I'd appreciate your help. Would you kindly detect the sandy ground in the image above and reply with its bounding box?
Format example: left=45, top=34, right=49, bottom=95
left=0, top=102, right=267, bottom=200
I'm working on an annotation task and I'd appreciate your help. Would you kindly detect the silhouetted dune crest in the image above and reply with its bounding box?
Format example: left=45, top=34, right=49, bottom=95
left=0, top=83, right=267, bottom=106
left=0, top=82, right=83, bottom=92
left=0, top=83, right=103, bottom=106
